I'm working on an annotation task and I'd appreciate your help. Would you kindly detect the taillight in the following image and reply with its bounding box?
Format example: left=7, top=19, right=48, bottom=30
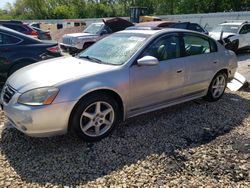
left=47, top=46, right=60, bottom=53
left=31, top=30, right=38, bottom=36
left=45, top=32, right=50, bottom=37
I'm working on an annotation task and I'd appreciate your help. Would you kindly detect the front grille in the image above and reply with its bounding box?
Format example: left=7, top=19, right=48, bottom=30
left=62, top=37, right=72, bottom=45
left=2, top=85, right=16, bottom=104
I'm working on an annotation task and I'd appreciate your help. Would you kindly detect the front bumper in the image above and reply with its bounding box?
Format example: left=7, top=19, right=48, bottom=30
left=1, top=91, right=77, bottom=137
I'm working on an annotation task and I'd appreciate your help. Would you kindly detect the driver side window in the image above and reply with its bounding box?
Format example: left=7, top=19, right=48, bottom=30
left=240, top=24, right=250, bottom=34
left=142, top=35, right=181, bottom=61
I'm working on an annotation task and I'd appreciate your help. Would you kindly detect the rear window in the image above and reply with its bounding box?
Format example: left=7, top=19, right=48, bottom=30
left=188, top=24, right=204, bottom=32
left=171, top=23, right=188, bottom=29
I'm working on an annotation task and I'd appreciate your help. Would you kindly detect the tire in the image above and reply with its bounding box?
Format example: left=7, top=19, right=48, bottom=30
left=204, top=72, right=228, bottom=102
left=70, top=93, right=119, bottom=141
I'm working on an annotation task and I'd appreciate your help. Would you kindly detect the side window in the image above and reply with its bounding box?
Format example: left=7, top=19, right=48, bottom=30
left=183, top=34, right=211, bottom=56
left=3, top=24, right=28, bottom=32
left=143, top=35, right=181, bottom=61
left=0, top=33, right=21, bottom=45
left=240, top=24, right=250, bottom=34
left=188, top=24, right=204, bottom=32
left=103, top=25, right=112, bottom=34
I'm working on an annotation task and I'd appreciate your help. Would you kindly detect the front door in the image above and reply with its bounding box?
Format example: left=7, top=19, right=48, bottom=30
left=239, top=24, right=250, bottom=49
left=129, top=34, right=185, bottom=112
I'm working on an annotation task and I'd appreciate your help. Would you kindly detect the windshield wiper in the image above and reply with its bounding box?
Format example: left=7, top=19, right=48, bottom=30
left=80, top=55, right=103, bottom=64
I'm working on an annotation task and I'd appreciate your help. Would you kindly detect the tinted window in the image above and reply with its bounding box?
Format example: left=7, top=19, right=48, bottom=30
left=183, top=35, right=211, bottom=56
left=3, top=24, right=28, bottom=32
left=188, top=24, right=204, bottom=32
left=171, top=23, right=188, bottom=29
left=143, top=35, right=180, bottom=61
left=0, top=33, right=21, bottom=45
left=239, top=24, right=250, bottom=34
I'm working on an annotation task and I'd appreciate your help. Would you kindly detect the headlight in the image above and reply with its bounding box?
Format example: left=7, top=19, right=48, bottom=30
left=18, top=87, right=59, bottom=106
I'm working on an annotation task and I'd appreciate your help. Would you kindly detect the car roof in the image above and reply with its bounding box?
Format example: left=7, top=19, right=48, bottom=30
left=221, top=20, right=248, bottom=26
left=119, top=28, right=204, bottom=36
left=0, top=25, right=41, bottom=42
left=221, top=23, right=243, bottom=26
left=137, top=21, right=178, bottom=27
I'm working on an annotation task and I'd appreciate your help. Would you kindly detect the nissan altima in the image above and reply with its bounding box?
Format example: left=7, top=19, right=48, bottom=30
left=0, top=29, right=238, bottom=141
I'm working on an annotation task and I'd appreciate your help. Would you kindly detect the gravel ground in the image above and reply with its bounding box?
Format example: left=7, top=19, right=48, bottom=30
left=0, top=56, right=249, bottom=187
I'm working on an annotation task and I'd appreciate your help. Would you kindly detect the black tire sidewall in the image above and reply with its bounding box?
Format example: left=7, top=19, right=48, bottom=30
left=71, top=93, right=119, bottom=141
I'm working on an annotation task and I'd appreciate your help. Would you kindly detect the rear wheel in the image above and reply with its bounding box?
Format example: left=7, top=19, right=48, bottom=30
left=204, top=72, right=227, bottom=102
left=70, top=93, right=119, bottom=141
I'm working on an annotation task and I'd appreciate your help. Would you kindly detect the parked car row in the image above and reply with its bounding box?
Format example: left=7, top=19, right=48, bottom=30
left=60, top=19, right=209, bottom=55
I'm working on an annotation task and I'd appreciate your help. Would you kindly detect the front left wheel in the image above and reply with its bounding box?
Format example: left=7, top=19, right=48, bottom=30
left=70, top=93, right=119, bottom=141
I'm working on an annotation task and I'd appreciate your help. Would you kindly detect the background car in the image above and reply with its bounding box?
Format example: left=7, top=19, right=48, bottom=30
left=31, top=27, right=52, bottom=40
left=137, top=21, right=209, bottom=34
left=1, top=29, right=237, bottom=141
left=60, top=17, right=134, bottom=55
left=0, top=26, right=61, bottom=83
left=125, top=26, right=161, bottom=30
left=0, top=20, right=39, bottom=38
left=209, top=20, right=250, bottom=52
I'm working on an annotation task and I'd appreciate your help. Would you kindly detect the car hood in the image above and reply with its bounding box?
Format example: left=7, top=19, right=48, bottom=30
left=209, top=32, right=236, bottom=40
left=63, top=33, right=97, bottom=38
left=103, top=17, right=134, bottom=32
left=7, top=56, right=117, bottom=93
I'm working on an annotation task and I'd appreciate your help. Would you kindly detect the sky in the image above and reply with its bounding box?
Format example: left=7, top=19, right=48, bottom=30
left=0, top=0, right=15, bottom=9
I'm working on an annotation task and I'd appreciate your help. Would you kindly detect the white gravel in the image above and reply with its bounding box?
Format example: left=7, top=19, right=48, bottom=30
left=0, top=54, right=249, bottom=187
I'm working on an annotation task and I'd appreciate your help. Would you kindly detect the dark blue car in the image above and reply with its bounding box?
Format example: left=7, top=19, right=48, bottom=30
left=0, top=26, right=61, bottom=83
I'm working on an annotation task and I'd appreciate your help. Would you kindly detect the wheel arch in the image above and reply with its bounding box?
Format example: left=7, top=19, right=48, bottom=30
left=68, top=88, right=125, bottom=131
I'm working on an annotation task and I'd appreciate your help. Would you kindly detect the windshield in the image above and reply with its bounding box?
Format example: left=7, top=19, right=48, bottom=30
left=79, top=33, right=149, bottom=65
left=211, top=25, right=239, bottom=34
left=84, top=23, right=104, bottom=34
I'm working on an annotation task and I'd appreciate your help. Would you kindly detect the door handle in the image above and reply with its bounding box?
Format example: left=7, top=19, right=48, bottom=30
left=177, top=70, right=183, bottom=73
left=213, top=61, right=218, bottom=64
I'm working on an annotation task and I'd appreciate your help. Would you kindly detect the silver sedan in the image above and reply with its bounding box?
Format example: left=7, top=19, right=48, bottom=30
left=0, top=29, right=238, bottom=141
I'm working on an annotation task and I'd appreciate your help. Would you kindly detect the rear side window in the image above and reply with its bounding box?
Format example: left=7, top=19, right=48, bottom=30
left=2, top=24, right=28, bottom=32
left=188, top=24, right=204, bottom=32
left=183, top=34, right=211, bottom=56
left=0, top=33, right=21, bottom=45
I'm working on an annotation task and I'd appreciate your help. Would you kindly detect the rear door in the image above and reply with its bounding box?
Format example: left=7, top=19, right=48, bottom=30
left=180, top=33, right=218, bottom=96
left=129, top=33, right=185, bottom=111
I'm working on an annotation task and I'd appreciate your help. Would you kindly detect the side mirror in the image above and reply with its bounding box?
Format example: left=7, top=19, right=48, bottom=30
left=137, top=56, right=159, bottom=66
